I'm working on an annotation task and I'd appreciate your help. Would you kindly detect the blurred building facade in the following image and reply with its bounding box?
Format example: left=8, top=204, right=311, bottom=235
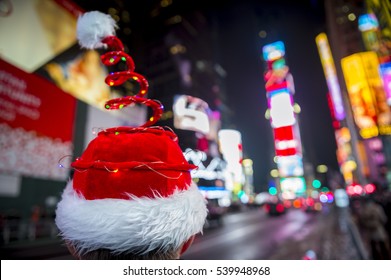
left=323, top=0, right=391, bottom=189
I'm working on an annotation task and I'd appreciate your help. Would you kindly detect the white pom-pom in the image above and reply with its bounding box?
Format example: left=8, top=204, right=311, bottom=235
left=76, top=11, right=117, bottom=49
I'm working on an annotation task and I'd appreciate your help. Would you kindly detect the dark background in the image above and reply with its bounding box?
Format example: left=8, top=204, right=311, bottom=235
left=73, top=0, right=339, bottom=191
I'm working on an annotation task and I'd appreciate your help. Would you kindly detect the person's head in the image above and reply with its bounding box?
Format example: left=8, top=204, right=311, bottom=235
left=55, top=11, right=207, bottom=260
left=55, top=127, right=207, bottom=260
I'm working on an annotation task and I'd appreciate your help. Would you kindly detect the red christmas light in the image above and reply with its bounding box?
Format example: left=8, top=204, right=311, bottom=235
left=100, top=36, right=161, bottom=127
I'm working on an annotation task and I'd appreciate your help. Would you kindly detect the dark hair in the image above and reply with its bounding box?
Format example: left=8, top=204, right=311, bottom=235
left=75, top=247, right=179, bottom=260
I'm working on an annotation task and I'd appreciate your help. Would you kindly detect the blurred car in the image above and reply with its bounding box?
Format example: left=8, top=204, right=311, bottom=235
left=263, top=196, right=287, bottom=216
left=302, top=197, right=322, bottom=213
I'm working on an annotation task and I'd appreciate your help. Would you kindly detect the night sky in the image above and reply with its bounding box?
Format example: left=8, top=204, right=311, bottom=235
left=205, top=0, right=339, bottom=190
left=74, top=0, right=340, bottom=191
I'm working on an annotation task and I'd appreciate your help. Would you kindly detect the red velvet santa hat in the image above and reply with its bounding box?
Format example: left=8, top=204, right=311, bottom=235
left=55, top=11, right=207, bottom=256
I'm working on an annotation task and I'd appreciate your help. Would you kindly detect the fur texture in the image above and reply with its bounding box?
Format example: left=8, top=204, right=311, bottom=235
left=76, top=11, right=117, bottom=49
left=55, top=180, right=207, bottom=255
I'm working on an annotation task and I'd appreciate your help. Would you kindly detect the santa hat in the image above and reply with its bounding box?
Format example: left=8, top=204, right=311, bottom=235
left=55, top=11, right=207, bottom=256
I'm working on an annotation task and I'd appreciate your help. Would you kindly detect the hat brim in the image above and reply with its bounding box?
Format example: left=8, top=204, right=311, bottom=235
left=55, top=180, right=207, bottom=255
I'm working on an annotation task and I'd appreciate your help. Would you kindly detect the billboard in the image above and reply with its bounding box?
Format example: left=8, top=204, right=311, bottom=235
left=341, top=52, right=391, bottom=138
left=40, top=47, right=147, bottom=122
left=0, top=0, right=81, bottom=72
left=277, top=155, right=304, bottom=177
left=0, top=58, right=76, bottom=180
left=44, top=49, right=112, bottom=109
left=173, top=95, right=221, bottom=141
left=280, top=177, right=306, bottom=200
left=315, top=33, right=345, bottom=121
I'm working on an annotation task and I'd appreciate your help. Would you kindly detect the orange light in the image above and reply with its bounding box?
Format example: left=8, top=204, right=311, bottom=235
left=293, top=199, right=302, bottom=208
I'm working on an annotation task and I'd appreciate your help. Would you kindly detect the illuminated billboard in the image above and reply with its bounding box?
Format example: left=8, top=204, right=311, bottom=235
left=379, top=62, right=391, bottom=106
left=358, top=13, right=379, bottom=32
left=218, top=129, right=243, bottom=187
left=263, top=40, right=305, bottom=198
left=341, top=52, right=391, bottom=138
left=0, top=58, right=76, bottom=180
left=268, top=89, right=295, bottom=128
left=277, top=155, right=304, bottom=177
left=315, top=33, right=345, bottom=121
left=262, top=41, right=285, bottom=61
left=0, top=0, right=81, bottom=72
left=280, top=177, right=306, bottom=200
left=184, top=148, right=227, bottom=182
left=173, top=95, right=210, bottom=135
left=273, top=125, right=297, bottom=156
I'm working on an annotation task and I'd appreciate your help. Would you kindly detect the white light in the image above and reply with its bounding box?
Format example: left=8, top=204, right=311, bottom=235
left=270, top=93, right=295, bottom=127
left=218, top=129, right=243, bottom=182
left=173, top=95, right=210, bottom=134
left=275, top=139, right=297, bottom=150
left=319, top=194, right=328, bottom=203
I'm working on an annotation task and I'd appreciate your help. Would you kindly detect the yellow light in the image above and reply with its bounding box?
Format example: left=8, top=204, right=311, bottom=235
left=270, top=169, right=279, bottom=178
left=379, top=125, right=391, bottom=135
left=360, top=126, right=379, bottom=139
left=348, top=13, right=356, bottom=21
left=293, top=103, right=301, bottom=114
left=109, top=81, right=114, bottom=86
left=343, top=160, right=357, bottom=171
left=264, top=109, right=270, bottom=120
left=316, top=164, right=328, bottom=173
left=242, top=159, right=253, bottom=167
left=133, top=77, right=139, bottom=81
left=273, top=156, right=279, bottom=163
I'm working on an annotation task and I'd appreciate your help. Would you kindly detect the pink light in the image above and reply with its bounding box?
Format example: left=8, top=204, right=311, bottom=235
left=354, top=184, right=363, bottom=195
left=306, top=197, right=314, bottom=206
left=346, top=185, right=358, bottom=196
left=276, top=203, right=285, bottom=213
left=364, top=183, right=376, bottom=194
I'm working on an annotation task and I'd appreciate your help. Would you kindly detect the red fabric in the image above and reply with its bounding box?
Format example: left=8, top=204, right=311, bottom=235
left=72, top=127, right=196, bottom=200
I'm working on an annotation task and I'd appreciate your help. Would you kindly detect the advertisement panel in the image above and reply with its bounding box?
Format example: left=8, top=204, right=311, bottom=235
left=173, top=95, right=211, bottom=135
left=315, top=33, right=345, bottom=121
left=342, top=52, right=391, bottom=138
left=273, top=125, right=297, bottom=156
left=341, top=52, right=379, bottom=139
left=280, top=177, right=306, bottom=200
left=0, top=0, right=81, bottom=72
left=277, top=155, right=304, bottom=177
left=43, top=49, right=112, bottom=110
left=0, top=58, right=76, bottom=180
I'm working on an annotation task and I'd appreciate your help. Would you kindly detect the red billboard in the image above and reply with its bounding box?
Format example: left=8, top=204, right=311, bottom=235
left=0, top=58, right=76, bottom=180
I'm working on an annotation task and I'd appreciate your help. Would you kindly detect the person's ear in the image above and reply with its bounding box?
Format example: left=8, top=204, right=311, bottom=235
left=180, top=235, right=195, bottom=256
left=65, top=240, right=80, bottom=259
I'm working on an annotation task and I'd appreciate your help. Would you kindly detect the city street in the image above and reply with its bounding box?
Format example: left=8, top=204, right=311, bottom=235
left=183, top=206, right=336, bottom=260
left=1, top=205, right=366, bottom=260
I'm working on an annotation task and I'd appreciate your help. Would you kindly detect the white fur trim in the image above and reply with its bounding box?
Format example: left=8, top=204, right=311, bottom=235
left=55, top=180, right=207, bottom=255
left=77, top=11, right=117, bottom=49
